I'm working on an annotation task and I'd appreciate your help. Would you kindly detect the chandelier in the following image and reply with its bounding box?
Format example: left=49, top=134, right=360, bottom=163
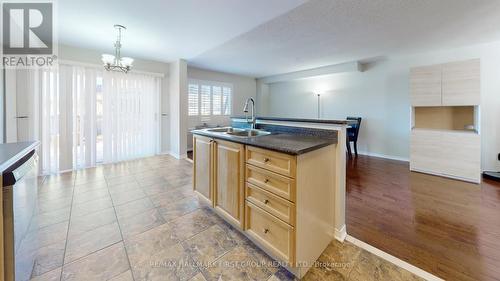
left=101, top=24, right=134, bottom=73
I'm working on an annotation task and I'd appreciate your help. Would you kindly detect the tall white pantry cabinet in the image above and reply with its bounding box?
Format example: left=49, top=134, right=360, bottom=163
left=409, top=59, right=481, bottom=183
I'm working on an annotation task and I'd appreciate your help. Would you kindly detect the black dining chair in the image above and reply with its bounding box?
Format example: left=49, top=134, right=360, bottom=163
left=347, top=117, right=362, bottom=157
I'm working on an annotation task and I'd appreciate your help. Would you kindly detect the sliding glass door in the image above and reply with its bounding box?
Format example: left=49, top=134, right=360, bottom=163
left=5, top=65, right=161, bottom=175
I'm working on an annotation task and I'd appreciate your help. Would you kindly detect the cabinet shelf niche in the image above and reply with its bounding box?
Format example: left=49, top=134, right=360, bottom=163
left=413, top=106, right=477, bottom=132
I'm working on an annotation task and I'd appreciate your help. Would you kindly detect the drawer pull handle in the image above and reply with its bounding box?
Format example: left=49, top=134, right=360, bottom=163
left=263, top=228, right=270, bottom=234
left=264, top=179, right=270, bottom=183
left=264, top=158, right=270, bottom=163
left=264, top=199, right=270, bottom=205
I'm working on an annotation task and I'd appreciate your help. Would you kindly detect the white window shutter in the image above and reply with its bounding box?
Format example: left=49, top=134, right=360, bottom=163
left=222, top=87, right=232, bottom=115
left=212, top=86, right=222, bottom=115
left=200, top=85, right=211, bottom=116
left=188, top=83, right=199, bottom=116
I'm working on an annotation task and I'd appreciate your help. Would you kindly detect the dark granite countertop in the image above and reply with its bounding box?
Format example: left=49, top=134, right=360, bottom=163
left=192, top=130, right=336, bottom=155
left=231, top=116, right=355, bottom=125
left=0, top=141, right=40, bottom=173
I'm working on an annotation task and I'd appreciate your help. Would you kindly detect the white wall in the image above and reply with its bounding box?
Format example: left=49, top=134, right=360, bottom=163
left=59, top=44, right=172, bottom=153
left=169, top=59, right=188, bottom=158
left=186, top=66, right=257, bottom=150
left=261, top=41, right=500, bottom=170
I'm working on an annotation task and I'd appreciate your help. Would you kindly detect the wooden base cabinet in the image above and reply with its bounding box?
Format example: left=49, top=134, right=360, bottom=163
left=193, top=135, right=245, bottom=228
left=193, top=134, right=336, bottom=279
left=245, top=200, right=295, bottom=264
left=193, top=135, right=214, bottom=205
left=244, top=145, right=335, bottom=279
left=410, top=129, right=481, bottom=183
left=213, top=139, right=245, bottom=228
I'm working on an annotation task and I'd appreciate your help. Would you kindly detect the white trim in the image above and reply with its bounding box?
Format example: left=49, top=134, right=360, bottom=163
left=188, top=78, right=233, bottom=88
left=356, top=151, right=409, bottom=162
left=410, top=167, right=480, bottom=184
left=346, top=235, right=444, bottom=281
left=334, top=224, right=347, bottom=242
left=58, top=169, right=74, bottom=174
left=168, top=151, right=187, bottom=160
left=185, top=158, right=193, bottom=164
left=58, top=59, right=165, bottom=77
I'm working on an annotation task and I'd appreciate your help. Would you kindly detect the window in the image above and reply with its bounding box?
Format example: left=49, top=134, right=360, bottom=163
left=200, top=85, right=211, bottom=116
left=188, top=80, right=232, bottom=117
left=30, top=66, right=160, bottom=174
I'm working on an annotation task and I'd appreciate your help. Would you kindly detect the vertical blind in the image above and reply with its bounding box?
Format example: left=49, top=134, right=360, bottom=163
left=102, top=71, right=160, bottom=164
left=40, top=68, right=61, bottom=174
left=10, top=65, right=162, bottom=174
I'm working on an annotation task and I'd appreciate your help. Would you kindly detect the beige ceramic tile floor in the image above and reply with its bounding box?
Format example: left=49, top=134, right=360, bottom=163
left=26, top=155, right=423, bottom=281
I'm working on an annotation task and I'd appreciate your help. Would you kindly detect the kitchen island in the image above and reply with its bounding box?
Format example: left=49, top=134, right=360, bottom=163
left=192, top=118, right=349, bottom=278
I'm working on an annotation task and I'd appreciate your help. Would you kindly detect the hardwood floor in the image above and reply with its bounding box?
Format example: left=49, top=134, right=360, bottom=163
left=347, top=155, right=500, bottom=281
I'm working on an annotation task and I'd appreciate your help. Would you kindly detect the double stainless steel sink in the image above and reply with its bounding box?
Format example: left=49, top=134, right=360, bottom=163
left=203, top=127, right=271, bottom=138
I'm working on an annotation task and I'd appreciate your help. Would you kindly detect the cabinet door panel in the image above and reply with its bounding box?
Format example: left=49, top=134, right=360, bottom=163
left=193, top=135, right=213, bottom=204
left=246, top=182, right=295, bottom=226
left=442, top=59, right=480, bottom=106
left=214, top=139, right=245, bottom=228
left=410, top=65, right=442, bottom=106
left=440, top=131, right=480, bottom=182
left=410, top=129, right=480, bottom=183
left=246, top=164, right=296, bottom=202
left=246, top=146, right=296, bottom=178
left=245, top=201, right=295, bottom=265
left=410, top=129, right=443, bottom=174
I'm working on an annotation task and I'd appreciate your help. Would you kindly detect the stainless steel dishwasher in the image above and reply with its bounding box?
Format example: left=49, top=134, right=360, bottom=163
left=2, top=150, right=39, bottom=281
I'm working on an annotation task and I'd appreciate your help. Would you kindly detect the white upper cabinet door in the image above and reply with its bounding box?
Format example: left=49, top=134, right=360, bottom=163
left=410, top=65, right=442, bottom=106
left=442, top=59, right=480, bottom=106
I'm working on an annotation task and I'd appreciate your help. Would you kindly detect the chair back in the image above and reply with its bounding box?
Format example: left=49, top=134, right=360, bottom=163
left=347, top=116, right=362, bottom=141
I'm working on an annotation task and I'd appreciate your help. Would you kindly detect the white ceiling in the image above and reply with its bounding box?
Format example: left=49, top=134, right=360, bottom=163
left=58, top=0, right=306, bottom=62
left=59, top=0, right=500, bottom=78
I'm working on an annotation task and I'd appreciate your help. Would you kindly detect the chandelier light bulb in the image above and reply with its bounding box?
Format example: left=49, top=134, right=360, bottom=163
left=120, top=57, right=134, bottom=67
left=101, top=54, right=115, bottom=65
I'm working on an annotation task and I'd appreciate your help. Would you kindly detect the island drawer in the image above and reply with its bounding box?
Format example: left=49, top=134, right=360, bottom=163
left=246, top=164, right=296, bottom=202
left=246, top=182, right=295, bottom=226
left=246, top=146, right=296, bottom=178
left=245, top=200, right=295, bottom=265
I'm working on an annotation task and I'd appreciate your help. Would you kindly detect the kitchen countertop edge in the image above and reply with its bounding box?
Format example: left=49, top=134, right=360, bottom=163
left=192, top=131, right=336, bottom=155
left=0, top=141, right=40, bottom=173
left=231, top=116, right=354, bottom=125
